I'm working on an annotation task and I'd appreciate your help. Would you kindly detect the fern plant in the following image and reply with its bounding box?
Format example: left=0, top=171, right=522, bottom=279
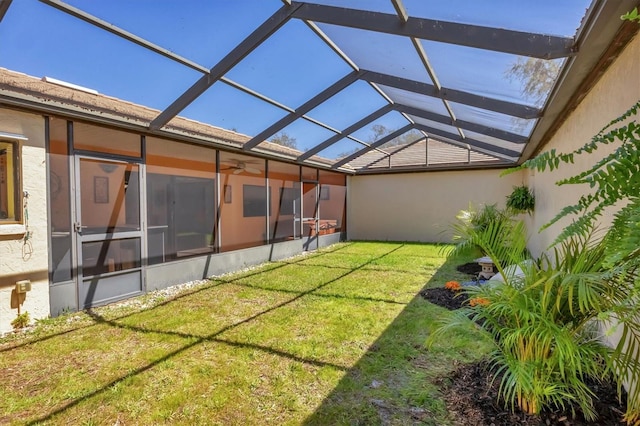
left=506, top=185, right=535, bottom=214
left=505, top=101, right=640, bottom=244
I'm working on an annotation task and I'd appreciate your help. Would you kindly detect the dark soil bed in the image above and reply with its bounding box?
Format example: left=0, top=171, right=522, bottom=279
left=440, top=361, right=626, bottom=426
left=420, top=287, right=468, bottom=310
left=456, top=262, right=483, bottom=276
left=421, top=272, right=627, bottom=425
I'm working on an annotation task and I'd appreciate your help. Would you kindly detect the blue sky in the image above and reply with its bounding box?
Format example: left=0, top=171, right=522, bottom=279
left=0, top=0, right=591, bottom=159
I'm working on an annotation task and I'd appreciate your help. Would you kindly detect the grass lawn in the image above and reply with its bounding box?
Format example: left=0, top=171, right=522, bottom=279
left=0, top=241, right=492, bottom=425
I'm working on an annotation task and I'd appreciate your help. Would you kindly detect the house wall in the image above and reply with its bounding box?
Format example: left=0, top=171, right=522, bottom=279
left=526, top=33, right=640, bottom=258
left=218, top=171, right=269, bottom=251
left=520, top=34, right=640, bottom=393
left=0, top=111, right=350, bottom=330
left=0, top=108, right=49, bottom=333
left=347, top=169, right=524, bottom=243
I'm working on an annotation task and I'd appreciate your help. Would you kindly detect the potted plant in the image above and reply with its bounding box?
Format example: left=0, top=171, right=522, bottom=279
left=506, top=185, right=535, bottom=214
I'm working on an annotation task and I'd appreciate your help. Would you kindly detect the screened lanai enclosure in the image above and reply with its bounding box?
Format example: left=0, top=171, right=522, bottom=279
left=0, top=0, right=637, bottom=322
left=2, top=0, right=635, bottom=171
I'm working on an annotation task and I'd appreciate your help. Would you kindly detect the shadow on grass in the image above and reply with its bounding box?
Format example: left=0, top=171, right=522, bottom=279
left=302, top=253, right=488, bottom=426
left=0, top=243, right=355, bottom=355
left=3, top=242, right=486, bottom=425
left=22, top=242, right=416, bottom=425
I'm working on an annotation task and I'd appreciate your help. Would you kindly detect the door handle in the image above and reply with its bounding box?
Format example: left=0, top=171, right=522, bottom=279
left=73, top=222, right=82, bottom=234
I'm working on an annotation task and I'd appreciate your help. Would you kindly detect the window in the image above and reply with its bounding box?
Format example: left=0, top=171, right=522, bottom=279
left=146, top=136, right=216, bottom=262
left=243, top=184, right=270, bottom=217
left=0, top=140, right=20, bottom=222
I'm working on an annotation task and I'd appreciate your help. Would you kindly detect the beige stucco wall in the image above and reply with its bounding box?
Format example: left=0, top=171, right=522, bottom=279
left=524, top=33, right=640, bottom=395
left=526, top=33, right=640, bottom=258
left=0, top=108, right=49, bottom=334
left=347, top=169, right=524, bottom=243
left=347, top=35, right=639, bottom=251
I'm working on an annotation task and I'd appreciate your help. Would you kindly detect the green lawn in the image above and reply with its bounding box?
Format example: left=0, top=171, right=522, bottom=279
left=0, top=241, right=491, bottom=425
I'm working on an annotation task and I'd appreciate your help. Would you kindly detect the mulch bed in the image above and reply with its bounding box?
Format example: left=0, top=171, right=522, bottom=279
left=421, top=269, right=627, bottom=425
left=440, top=361, right=626, bottom=426
left=419, top=287, right=469, bottom=310
left=456, top=262, right=484, bottom=276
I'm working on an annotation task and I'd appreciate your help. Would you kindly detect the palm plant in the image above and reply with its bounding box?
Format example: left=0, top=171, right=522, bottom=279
left=442, top=32, right=640, bottom=416
left=432, top=221, right=639, bottom=421
left=503, top=98, right=640, bottom=423
left=447, top=203, right=522, bottom=261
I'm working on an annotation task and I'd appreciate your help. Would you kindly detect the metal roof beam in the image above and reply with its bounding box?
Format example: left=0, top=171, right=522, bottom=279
left=40, top=0, right=209, bottom=74
left=221, top=74, right=391, bottom=158
left=291, top=2, right=575, bottom=59
left=302, top=19, right=397, bottom=159
left=362, top=70, right=540, bottom=119
left=40, top=0, right=356, bottom=142
left=243, top=70, right=361, bottom=150
left=393, top=6, right=459, bottom=133
left=149, top=3, right=300, bottom=131
left=414, top=124, right=520, bottom=159
left=302, top=19, right=399, bottom=154
left=394, top=104, right=528, bottom=144
left=409, top=37, right=466, bottom=139
left=40, top=0, right=344, bottom=138
left=297, top=104, right=394, bottom=161
left=0, top=0, right=12, bottom=22
left=390, top=0, right=408, bottom=23
left=332, top=124, right=413, bottom=169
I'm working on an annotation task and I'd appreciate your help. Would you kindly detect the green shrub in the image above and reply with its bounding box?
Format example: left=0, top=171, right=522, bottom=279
left=448, top=203, right=524, bottom=261
left=11, top=311, right=30, bottom=329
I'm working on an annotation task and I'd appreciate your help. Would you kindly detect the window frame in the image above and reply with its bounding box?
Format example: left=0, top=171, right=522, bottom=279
left=0, top=137, right=23, bottom=225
